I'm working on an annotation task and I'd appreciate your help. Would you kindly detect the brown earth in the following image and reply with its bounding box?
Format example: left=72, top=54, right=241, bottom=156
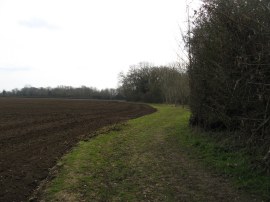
left=0, top=98, right=156, bottom=202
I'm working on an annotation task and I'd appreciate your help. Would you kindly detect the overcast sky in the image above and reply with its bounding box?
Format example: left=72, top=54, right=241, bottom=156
left=0, top=0, right=200, bottom=91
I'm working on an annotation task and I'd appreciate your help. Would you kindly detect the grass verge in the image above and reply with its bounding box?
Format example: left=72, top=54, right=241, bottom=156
left=42, top=105, right=269, bottom=201
left=177, top=127, right=270, bottom=200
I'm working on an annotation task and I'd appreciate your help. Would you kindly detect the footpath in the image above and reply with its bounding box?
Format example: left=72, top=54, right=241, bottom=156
left=40, top=105, right=260, bottom=201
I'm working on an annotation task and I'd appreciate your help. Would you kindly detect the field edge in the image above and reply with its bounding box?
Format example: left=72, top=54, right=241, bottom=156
left=39, top=105, right=265, bottom=201
left=28, top=121, right=134, bottom=201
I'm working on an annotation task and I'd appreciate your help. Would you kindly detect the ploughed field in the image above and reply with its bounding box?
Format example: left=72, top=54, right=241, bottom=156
left=0, top=98, right=156, bottom=202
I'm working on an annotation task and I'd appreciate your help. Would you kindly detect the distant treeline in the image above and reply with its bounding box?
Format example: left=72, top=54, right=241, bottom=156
left=1, top=64, right=189, bottom=104
left=119, top=62, right=189, bottom=104
left=1, top=86, right=124, bottom=100
left=187, top=0, right=270, bottom=164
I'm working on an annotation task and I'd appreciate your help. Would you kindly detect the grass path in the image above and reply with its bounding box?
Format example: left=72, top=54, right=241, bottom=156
left=41, top=105, right=260, bottom=201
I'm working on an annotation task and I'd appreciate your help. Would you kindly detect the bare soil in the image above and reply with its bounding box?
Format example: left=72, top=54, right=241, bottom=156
left=0, top=98, right=156, bottom=202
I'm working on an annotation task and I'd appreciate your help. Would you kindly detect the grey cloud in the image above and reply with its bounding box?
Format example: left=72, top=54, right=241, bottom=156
left=18, top=18, right=59, bottom=30
left=0, top=66, right=31, bottom=72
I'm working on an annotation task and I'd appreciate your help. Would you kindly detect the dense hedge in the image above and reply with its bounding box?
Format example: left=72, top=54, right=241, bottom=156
left=188, top=0, right=270, bottom=161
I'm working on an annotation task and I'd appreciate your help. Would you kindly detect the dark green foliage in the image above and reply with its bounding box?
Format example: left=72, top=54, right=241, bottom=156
left=188, top=0, right=270, bottom=165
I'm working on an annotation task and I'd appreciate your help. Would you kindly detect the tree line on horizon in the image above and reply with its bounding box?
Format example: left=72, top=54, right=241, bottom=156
left=1, top=85, right=122, bottom=100
left=1, top=63, right=189, bottom=105
left=119, top=62, right=189, bottom=105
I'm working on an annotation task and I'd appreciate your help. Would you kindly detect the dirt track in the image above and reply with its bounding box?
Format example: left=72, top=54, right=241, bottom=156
left=0, top=98, right=156, bottom=202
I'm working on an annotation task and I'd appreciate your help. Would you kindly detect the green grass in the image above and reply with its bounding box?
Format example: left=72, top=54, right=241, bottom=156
left=42, top=105, right=270, bottom=201
left=176, top=128, right=270, bottom=200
